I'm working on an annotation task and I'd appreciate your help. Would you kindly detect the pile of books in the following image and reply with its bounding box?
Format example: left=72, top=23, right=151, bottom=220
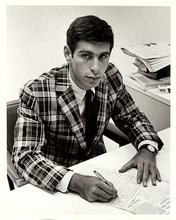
left=121, top=41, right=170, bottom=91
left=121, top=41, right=170, bottom=80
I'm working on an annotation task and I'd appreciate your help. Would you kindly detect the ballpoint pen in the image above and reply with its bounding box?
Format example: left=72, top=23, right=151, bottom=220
left=94, top=170, right=109, bottom=184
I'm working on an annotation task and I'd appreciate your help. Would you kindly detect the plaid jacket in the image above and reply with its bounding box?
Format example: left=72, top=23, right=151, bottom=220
left=12, top=63, right=163, bottom=191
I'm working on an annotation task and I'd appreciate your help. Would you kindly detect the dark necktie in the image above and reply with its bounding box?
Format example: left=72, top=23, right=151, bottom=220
left=85, top=90, right=97, bottom=149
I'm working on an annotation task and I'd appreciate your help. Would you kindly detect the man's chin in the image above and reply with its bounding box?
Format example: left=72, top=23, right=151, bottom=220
left=87, top=80, right=101, bottom=89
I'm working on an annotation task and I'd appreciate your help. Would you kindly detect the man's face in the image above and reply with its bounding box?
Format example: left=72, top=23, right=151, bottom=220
left=66, top=41, right=111, bottom=90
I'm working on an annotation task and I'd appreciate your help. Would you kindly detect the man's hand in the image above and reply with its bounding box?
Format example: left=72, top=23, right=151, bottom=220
left=68, top=173, right=117, bottom=202
left=119, top=149, right=161, bottom=187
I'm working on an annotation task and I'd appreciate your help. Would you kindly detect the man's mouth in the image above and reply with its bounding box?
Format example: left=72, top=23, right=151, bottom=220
left=86, top=75, right=102, bottom=80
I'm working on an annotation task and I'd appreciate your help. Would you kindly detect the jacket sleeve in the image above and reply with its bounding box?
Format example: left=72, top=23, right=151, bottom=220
left=110, top=70, right=163, bottom=150
left=12, top=83, right=70, bottom=191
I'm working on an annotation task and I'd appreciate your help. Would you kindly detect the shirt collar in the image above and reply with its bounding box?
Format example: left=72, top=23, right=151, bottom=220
left=69, top=71, right=95, bottom=104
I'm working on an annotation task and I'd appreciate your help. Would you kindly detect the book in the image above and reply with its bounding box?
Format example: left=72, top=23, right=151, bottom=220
left=121, top=42, right=170, bottom=74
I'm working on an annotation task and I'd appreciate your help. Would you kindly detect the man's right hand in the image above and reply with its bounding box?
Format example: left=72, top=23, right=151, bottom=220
left=68, top=173, right=118, bottom=202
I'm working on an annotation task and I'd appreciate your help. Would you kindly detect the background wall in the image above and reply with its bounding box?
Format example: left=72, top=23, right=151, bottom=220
left=6, top=6, right=170, bottom=101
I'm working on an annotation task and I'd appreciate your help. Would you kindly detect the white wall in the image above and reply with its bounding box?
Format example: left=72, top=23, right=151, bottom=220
left=7, top=6, right=170, bottom=101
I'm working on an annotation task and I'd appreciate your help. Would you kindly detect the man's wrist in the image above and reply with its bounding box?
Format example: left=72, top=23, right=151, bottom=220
left=139, top=144, right=158, bottom=155
left=68, top=173, right=81, bottom=193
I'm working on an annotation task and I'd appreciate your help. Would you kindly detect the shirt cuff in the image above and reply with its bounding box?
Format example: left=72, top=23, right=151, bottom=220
left=56, top=171, right=74, bottom=193
left=138, top=140, right=159, bottom=151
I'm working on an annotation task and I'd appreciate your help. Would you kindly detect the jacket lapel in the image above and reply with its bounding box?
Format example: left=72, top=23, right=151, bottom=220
left=55, top=66, right=87, bottom=151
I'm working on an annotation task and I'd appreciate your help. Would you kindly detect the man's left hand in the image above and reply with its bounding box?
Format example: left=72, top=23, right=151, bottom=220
left=119, top=149, right=161, bottom=187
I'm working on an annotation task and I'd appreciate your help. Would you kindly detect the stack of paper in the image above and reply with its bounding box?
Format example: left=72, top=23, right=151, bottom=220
left=127, top=72, right=170, bottom=90
left=121, top=42, right=170, bottom=79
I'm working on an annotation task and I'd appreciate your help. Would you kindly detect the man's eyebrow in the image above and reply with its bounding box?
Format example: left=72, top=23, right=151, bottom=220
left=78, top=50, right=93, bottom=54
left=78, top=50, right=110, bottom=55
left=100, top=52, right=110, bottom=56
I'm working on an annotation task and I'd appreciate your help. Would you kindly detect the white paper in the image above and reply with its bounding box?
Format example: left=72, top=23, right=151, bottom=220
left=75, top=164, right=170, bottom=214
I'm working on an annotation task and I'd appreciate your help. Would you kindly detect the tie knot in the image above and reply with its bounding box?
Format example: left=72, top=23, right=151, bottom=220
left=86, top=90, right=94, bottom=103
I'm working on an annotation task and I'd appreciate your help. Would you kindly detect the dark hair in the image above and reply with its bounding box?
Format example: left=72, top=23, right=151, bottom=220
left=66, top=15, right=114, bottom=55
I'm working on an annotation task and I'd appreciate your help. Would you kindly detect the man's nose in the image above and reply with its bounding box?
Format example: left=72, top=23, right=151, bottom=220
left=90, top=58, right=100, bottom=74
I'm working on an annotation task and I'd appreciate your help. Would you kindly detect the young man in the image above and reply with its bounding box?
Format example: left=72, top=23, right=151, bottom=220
left=12, top=15, right=163, bottom=203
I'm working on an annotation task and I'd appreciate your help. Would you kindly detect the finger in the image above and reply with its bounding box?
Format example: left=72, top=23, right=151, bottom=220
left=149, top=164, right=157, bottom=186
left=105, top=181, right=118, bottom=196
left=150, top=166, right=162, bottom=185
left=99, top=181, right=118, bottom=196
left=85, top=193, right=108, bottom=203
left=156, top=168, right=162, bottom=182
left=95, top=187, right=114, bottom=200
left=93, top=186, right=117, bottom=202
left=105, top=180, right=118, bottom=193
left=82, top=184, right=112, bottom=203
left=136, top=163, right=143, bottom=184
left=142, top=163, right=149, bottom=187
left=119, top=160, right=134, bottom=173
left=94, top=193, right=111, bottom=203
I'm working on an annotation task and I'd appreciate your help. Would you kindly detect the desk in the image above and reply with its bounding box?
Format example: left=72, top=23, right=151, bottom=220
left=124, top=76, right=170, bottom=132
left=1, top=128, right=170, bottom=219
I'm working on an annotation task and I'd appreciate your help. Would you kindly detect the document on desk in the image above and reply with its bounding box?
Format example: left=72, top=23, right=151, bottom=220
left=75, top=165, right=170, bottom=214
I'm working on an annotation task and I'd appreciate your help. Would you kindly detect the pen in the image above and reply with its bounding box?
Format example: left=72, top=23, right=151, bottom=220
left=94, top=170, right=109, bottom=184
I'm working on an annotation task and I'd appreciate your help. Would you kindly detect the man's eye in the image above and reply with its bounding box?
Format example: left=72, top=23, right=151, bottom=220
left=81, top=54, right=92, bottom=59
left=99, top=55, right=109, bottom=61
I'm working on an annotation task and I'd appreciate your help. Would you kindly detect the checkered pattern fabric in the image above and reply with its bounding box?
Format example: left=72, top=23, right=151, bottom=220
left=12, top=63, right=163, bottom=191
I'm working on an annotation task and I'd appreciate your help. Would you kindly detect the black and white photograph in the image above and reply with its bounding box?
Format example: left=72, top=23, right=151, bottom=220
left=1, top=1, right=175, bottom=220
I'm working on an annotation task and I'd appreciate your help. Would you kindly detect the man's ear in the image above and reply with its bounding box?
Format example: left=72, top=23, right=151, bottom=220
left=64, top=45, right=72, bottom=63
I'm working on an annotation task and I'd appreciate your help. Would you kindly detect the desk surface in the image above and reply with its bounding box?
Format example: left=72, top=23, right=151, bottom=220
left=1, top=128, right=170, bottom=219
left=124, top=76, right=170, bottom=106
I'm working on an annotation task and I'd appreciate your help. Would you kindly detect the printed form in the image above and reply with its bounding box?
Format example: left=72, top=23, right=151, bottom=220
left=75, top=164, right=170, bottom=214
